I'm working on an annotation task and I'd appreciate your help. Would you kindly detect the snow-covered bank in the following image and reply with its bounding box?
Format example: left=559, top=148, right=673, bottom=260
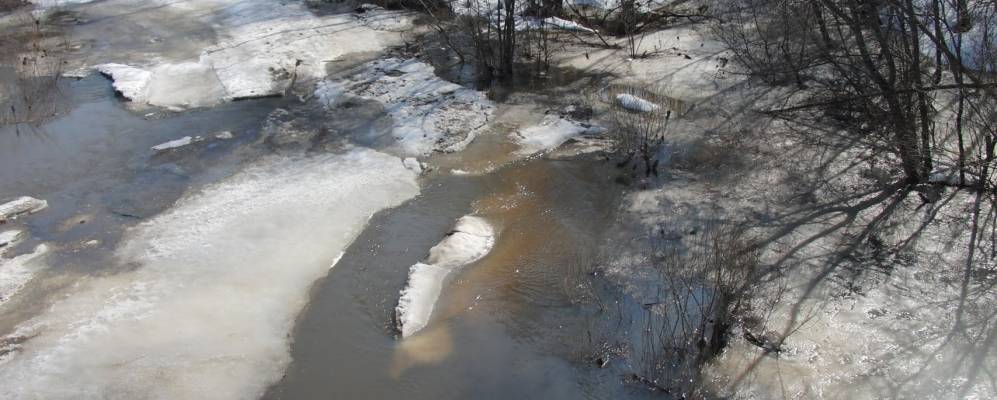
left=0, top=150, right=420, bottom=399
left=559, top=26, right=736, bottom=103
left=81, top=0, right=416, bottom=108
left=396, top=216, right=495, bottom=337
left=0, top=197, right=48, bottom=223
left=317, top=58, right=495, bottom=155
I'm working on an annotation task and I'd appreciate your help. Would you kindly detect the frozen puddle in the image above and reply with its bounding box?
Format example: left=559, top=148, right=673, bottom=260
left=0, top=149, right=419, bottom=399
left=396, top=216, right=495, bottom=337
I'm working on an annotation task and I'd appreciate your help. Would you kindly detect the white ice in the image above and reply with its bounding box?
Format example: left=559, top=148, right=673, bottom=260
left=0, top=196, right=48, bottom=223
left=396, top=216, right=495, bottom=338
left=616, top=93, right=660, bottom=113
left=0, top=244, right=48, bottom=309
left=513, top=114, right=605, bottom=156
left=403, top=157, right=424, bottom=174
left=316, top=58, right=495, bottom=155
left=151, top=136, right=193, bottom=152
left=95, top=64, right=152, bottom=103
left=89, top=0, right=415, bottom=108
left=0, top=149, right=420, bottom=400
left=29, top=0, right=97, bottom=6
left=0, top=230, right=24, bottom=255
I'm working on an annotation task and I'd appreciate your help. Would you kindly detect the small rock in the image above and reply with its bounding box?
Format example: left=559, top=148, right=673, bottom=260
left=215, top=131, right=235, bottom=140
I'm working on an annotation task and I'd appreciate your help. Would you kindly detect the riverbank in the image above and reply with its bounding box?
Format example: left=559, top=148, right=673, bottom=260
left=0, top=0, right=993, bottom=399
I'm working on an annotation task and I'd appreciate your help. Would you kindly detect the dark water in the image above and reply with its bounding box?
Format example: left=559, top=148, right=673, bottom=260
left=0, top=75, right=286, bottom=335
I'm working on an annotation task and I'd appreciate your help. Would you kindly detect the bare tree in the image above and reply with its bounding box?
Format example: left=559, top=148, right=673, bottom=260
left=609, top=91, right=673, bottom=176
left=1, top=10, right=67, bottom=131
left=715, top=0, right=997, bottom=186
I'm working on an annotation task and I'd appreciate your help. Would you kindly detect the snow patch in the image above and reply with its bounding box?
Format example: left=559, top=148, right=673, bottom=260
left=95, top=64, right=151, bottom=103
left=145, top=62, right=228, bottom=108
left=616, top=93, right=660, bottom=113
left=501, top=16, right=596, bottom=33
left=403, top=157, right=424, bottom=174
left=0, top=149, right=419, bottom=399
left=0, top=197, right=48, bottom=223
left=396, top=216, right=495, bottom=337
left=513, top=114, right=605, bottom=156
left=317, top=58, right=495, bottom=155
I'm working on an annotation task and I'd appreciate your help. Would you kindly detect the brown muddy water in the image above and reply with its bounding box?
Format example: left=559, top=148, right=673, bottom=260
left=0, top=1, right=674, bottom=397
left=1, top=58, right=660, bottom=400
left=264, top=141, right=656, bottom=399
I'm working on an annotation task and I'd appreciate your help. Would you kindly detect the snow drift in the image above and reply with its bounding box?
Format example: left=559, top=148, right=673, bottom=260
left=396, top=216, right=495, bottom=338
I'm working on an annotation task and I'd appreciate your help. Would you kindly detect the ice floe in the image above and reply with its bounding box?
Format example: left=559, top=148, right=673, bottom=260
left=316, top=58, right=495, bottom=155
left=0, top=197, right=48, bottom=223
left=0, top=149, right=419, bottom=399
left=396, top=216, right=495, bottom=338
left=29, top=0, right=97, bottom=7
left=95, top=64, right=151, bottom=103
left=151, top=136, right=193, bottom=152
left=0, top=230, right=24, bottom=256
left=89, top=0, right=416, bottom=108
left=513, top=114, right=605, bottom=156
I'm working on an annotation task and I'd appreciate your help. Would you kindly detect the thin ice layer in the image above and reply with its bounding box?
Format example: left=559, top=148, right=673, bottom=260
left=513, top=114, right=605, bottom=156
left=0, top=149, right=419, bottom=400
left=0, top=197, right=48, bottom=222
left=316, top=58, right=495, bottom=155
